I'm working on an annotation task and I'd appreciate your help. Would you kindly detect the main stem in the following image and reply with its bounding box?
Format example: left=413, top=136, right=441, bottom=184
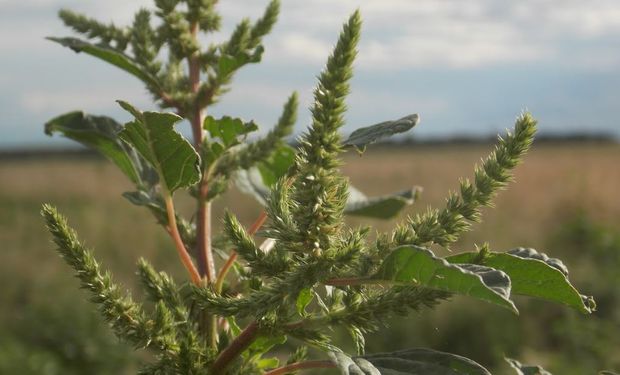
left=188, top=23, right=216, bottom=284
left=188, top=22, right=217, bottom=349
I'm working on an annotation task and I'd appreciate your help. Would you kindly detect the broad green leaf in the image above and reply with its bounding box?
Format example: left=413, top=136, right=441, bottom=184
left=118, top=101, right=201, bottom=193
left=204, top=115, right=258, bottom=147
left=257, top=144, right=296, bottom=187
left=343, top=114, right=420, bottom=151
left=358, top=348, right=492, bottom=375
left=346, top=185, right=420, bottom=219
left=45, top=111, right=150, bottom=185
left=447, top=248, right=596, bottom=314
left=47, top=37, right=160, bottom=89
left=374, top=246, right=516, bottom=312
left=233, top=169, right=419, bottom=219
left=295, top=288, right=314, bottom=317
left=505, top=358, right=552, bottom=375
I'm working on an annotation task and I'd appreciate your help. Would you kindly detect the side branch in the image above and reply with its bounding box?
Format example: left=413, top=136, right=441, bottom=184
left=164, top=196, right=202, bottom=285
left=210, top=321, right=260, bottom=373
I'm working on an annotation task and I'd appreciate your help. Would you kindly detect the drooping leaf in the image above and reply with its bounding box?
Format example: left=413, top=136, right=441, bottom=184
left=356, top=348, right=493, bottom=375
left=47, top=37, right=160, bottom=89
left=122, top=190, right=166, bottom=222
left=346, top=185, right=420, bottom=219
left=118, top=101, right=201, bottom=194
left=329, top=351, right=381, bottom=375
left=373, top=246, right=516, bottom=312
left=343, top=114, right=420, bottom=151
left=505, top=358, right=552, bottom=375
left=123, top=190, right=195, bottom=247
left=447, top=248, right=595, bottom=314
left=44, top=111, right=140, bottom=184
left=233, top=168, right=419, bottom=219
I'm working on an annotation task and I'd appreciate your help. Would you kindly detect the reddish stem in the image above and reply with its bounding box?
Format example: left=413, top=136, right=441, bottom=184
left=210, top=321, right=260, bottom=373
left=214, top=211, right=268, bottom=294
left=164, top=196, right=202, bottom=285
left=263, top=360, right=336, bottom=375
left=248, top=210, right=268, bottom=235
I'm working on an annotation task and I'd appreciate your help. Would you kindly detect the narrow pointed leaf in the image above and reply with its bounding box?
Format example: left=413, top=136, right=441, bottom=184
left=45, top=111, right=149, bottom=185
left=354, top=348, right=493, bottom=375
left=373, top=246, right=516, bottom=312
left=505, top=358, right=552, bottom=375
left=344, top=114, right=420, bottom=150
left=48, top=37, right=160, bottom=89
left=233, top=168, right=419, bottom=219
left=118, top=101, right=200, bottom=193
left=447, top=248, right=595, bottom=313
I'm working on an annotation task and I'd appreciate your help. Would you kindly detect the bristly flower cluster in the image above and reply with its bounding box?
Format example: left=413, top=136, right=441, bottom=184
left=41, top=1, right=594, bottom=374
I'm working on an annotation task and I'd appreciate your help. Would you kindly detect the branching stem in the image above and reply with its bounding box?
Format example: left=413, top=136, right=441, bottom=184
left=263, top=360, right=335, bottom=375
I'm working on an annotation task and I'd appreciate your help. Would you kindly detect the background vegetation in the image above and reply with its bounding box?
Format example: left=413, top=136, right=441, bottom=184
left=1, top=140, right=619, bottom=374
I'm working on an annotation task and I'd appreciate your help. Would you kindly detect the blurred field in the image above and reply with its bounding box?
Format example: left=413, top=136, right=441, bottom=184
left=1, top=141, right=619, bottom=374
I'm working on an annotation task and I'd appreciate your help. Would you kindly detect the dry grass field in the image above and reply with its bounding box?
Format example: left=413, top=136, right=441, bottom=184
left=1, top=141, right=619, bottom=373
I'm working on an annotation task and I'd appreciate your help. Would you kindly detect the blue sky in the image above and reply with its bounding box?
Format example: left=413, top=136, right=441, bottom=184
left=1, top=0, right=620, bottom=149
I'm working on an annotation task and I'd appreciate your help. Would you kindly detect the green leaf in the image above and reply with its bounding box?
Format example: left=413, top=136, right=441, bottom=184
left=218, top=46, right=265, bottom=79
left=246, top=335, right=286, bottom=358
left=47, top=37, right=160, bottom=89
left=447, top=248, right=595, bottom=314
left=256, top=358, right=280, bottom=370
left=505, top=358, right=552, bottom=375
left=295, top=288, right=314, bottom=317
left=343, top=114, right=420, bottom=151
left=45, top=111, right=147, bottom=185
left=373, top=246, right=516, bottom=312
left=233, top=168, right=418, bottom=219
left=355, top=348, right=493, bottom=375
left=118, top=101, right=201, bottom=194
left=346, top=185, right=421, bottom=219
left=257, top=144, right=296, bottom=187
left=204, top=115, right=258, bottom=147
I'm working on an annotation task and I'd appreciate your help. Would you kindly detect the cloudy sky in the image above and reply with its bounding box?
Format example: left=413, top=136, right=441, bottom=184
left=2, top=0, right=620, bottom=149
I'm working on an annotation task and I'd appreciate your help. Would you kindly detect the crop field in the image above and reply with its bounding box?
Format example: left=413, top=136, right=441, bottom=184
left=1, top=141, right=619, bottom=374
